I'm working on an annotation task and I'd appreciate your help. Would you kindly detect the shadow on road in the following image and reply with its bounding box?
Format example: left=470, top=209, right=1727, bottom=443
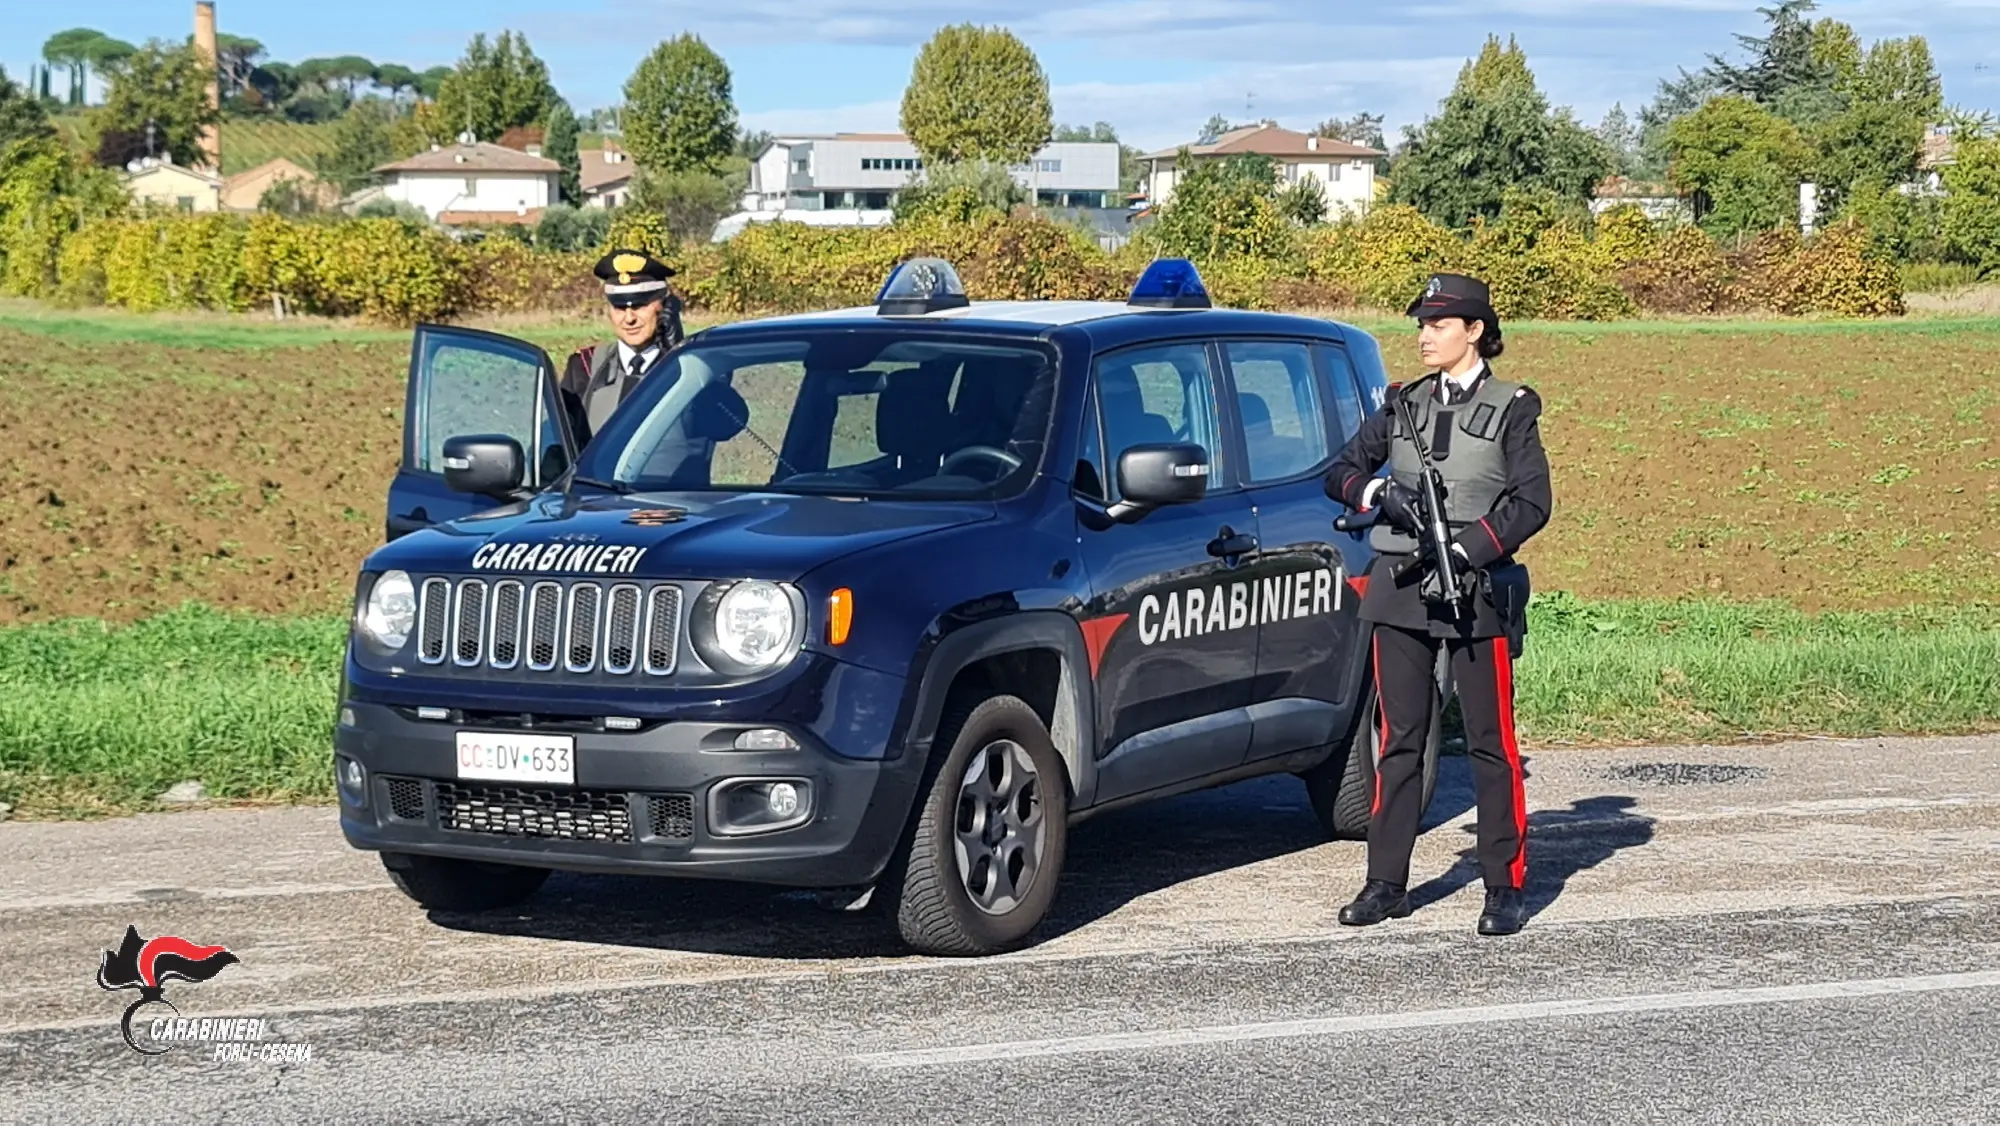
left=424, top=765, right=1414, bottom=960
left=1408, top=759, right=1657, bottom=919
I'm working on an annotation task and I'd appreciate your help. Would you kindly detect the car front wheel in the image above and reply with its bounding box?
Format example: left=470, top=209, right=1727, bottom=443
left=881, top=694, right=1069, bottom=956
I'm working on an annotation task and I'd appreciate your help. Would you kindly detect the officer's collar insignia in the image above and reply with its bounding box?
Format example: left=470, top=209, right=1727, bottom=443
left=623, top=508, right=686, bottom=527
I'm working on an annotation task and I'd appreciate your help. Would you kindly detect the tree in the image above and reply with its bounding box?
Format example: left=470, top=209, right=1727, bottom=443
left=86, top=40, right=220, bottom=168
left=433, top=32, right=558, bottom=142
left=629, top=166, right=737, bottom=243
left=1142, top=152, right=1293, bottom=262
left=316, top=97, right=396, bottom=194
left=0, top=67, right=54, bottom=151
left=415, top=66, right=453, bottom=101
left=1389, top=36, right=1614, bottom=228
left=214, top=34, right=265, bottom=103
left=736, top=129, right=774, bottom=158
left=1595, top=104, right=1640, bottom=177
left=1666, top=95, right=1814, bottom=237
left=1198, top=114, right=1235, bottom=142
left=1940, top=132, right=2000, bottom=272
left=1708, top=0, right=1824, bottom=104
left=899, top=24, right=1052, bottom=166
left=1313, top=112, right=1389, bottom=172
left=373, top=64, right=420, bottom=101
left=42, top=28, right=133, bottom=107
left=544, top=98, right=581, bottom=204
left=622, top=34, right=737, bottom=175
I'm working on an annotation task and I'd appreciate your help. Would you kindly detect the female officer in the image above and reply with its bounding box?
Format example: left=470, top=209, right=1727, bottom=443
left=1321, top=272, right=1552, bottom=936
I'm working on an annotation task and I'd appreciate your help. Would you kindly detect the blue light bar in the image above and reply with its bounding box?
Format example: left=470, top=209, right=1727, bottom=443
left=876, top=257, right=970, bottom=316
left=1127, top=257, right=1211, bottom=309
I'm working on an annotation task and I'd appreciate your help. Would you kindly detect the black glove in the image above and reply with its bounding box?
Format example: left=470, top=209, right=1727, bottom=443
left=1376, top=481, right=1422, bottom=535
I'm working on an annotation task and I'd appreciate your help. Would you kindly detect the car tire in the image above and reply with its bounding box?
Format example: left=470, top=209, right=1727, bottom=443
left=380, top=853, right=550, bottom=912
left=1304, top=679, right=1443, bottom=842
left=880, top=694, right=1069, bottom=956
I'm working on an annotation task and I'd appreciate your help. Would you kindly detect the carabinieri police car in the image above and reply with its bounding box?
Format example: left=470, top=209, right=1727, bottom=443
left=335, top=258, right=1445, bottom=956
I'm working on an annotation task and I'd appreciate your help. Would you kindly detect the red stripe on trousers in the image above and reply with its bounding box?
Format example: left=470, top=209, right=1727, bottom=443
left=1492, top=637, right=1527, bottom=888
left=1370, top=633, right=1388, bottom=817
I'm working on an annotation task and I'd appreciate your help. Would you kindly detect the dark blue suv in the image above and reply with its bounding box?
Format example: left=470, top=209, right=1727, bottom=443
left=336, top=258, right=1443, bottom=955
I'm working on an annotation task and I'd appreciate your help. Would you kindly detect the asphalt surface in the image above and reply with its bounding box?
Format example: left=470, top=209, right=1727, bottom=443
left=4, top=734, right=1999, bottom=1124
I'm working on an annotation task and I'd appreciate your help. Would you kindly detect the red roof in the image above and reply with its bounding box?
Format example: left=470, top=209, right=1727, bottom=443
left=1141, top=123, right=1383, bottom=161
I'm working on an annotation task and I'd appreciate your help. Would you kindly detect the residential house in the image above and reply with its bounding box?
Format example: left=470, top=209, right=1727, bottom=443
left=122, top=157, right=223, bottom=212
left=739, top=133, right=1122, bottom=215
left=579, top=142, right=636, bottom=209
left=1914, top=126, right=1956, bottom=194
left=1590, top=175, right=1686, bottom=222
left=1140, top=123, right=1382, bottom=218
left=372, top=141, right=561, bottom=226
left=221, top=157, right=339, bottom=212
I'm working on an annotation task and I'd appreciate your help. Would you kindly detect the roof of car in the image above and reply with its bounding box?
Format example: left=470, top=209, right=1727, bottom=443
left=699, top=300, right=1363, bottom=346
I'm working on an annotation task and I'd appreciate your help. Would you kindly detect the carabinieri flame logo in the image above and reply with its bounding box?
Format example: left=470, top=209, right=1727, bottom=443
left=96, top=925, right=240, bottom=1054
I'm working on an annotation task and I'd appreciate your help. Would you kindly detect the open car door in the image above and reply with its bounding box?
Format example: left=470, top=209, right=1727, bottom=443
left=385, top=324, right=578, bottom=540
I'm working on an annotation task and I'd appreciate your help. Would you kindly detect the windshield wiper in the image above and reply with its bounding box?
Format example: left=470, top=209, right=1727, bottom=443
left=564, top=473, right=631, bottom=495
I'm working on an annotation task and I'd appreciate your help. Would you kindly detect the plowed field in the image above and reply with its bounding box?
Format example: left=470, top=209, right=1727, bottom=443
left=1, top=317, right=1996, bottom=623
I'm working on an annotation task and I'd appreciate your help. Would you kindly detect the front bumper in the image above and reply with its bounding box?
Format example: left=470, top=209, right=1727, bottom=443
left=335, top=701, right=926, bottom=888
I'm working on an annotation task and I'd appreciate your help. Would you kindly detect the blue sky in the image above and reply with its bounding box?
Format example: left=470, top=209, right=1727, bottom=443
left=8, top=1, right=1997, bottom=151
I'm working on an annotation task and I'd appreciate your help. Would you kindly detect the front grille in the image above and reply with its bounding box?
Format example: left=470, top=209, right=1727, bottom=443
left=415, top=577, right=682, bottom=675
left=435, top=781, right=635, bottom=842
left=647, top=793, right=695, bottom=840
left=385, top=777, right=425, bottom=820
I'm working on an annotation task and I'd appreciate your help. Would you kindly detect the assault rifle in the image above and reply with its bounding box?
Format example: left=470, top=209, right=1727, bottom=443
left=1387, top=388, right=1469, bottom=606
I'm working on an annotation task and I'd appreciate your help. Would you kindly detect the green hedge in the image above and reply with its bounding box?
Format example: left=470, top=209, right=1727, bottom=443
left=0, top=152, right=1906, bottom=324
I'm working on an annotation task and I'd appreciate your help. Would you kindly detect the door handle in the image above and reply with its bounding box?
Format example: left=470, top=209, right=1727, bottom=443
left=1207, top=526, right=1258, bottom=558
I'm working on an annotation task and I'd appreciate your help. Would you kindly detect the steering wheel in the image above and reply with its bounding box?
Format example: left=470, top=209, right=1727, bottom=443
left=938, top=445, right=1023, bottom=479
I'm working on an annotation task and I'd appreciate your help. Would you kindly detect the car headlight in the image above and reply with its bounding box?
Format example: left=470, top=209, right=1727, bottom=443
left=695, top=580, right=801, bottom=672
left=357, top=569, right=416, bottom=650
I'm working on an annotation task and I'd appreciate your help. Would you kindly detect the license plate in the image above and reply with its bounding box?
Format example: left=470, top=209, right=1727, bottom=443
left=455, top=731, right=576, bottom=786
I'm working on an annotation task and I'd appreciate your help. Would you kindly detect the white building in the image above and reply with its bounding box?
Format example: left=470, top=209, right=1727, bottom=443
left=1140, top=123, right=1382, bottom=219
left=579, top=142, right=636, bottom=209
left=740, top=133, right=1123, bottom=214
left=372, top=142, right=561, bottom=226
left=123, top=157, right=223, bottom=212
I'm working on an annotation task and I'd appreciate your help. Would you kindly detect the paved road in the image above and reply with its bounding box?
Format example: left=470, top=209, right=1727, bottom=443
left=4, top=734, right=1998, bottom=1124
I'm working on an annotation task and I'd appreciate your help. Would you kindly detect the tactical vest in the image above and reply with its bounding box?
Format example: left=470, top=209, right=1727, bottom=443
left=1369, top=372, right=1523, bottom=556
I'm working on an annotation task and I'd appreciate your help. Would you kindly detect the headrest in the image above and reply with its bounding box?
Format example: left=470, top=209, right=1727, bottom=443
left=1238, top=391, right=1273, bottom=431
left=876, top=370, right=954, bottom=459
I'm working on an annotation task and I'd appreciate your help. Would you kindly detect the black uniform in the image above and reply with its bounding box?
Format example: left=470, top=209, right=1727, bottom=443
left=558, top=249, right=687, bottom=445
left=1322, top=273, right=1552, bottom=935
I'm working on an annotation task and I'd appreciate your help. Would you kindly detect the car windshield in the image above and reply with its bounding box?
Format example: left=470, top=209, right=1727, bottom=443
left=572, top=330, right=1060, bottom=500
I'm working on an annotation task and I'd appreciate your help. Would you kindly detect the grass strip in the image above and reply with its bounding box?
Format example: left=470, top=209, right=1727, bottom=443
left=2, top=599, right=1995, bottom=819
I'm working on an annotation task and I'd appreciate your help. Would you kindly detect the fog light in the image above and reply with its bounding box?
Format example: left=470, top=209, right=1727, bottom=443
left=605, top=716, right=642, bottom=731
left=710, top=778, right=813, bottom=836
left=733, top=727, right=797, bottom=751
left=336, top=755, right=366, bottom=802
left=338, top=706, right=356, bottom=728
left=416, top=706, right=449, bottom=721
left=768, top=781, right=800, bottom=818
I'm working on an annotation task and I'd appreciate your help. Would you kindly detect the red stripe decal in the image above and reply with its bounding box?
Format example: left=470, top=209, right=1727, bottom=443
left=1369, top=633, right=1387, bottom=818
left=1347, top=575, right=1369, bottom=599
left=1493, top=637, right=1527, bottom=889
left=1479, top=517, right=1504, bottom=555
left=137, top=936, right=231, bottom=988
left=1079, top=614, right=1128, bottom=680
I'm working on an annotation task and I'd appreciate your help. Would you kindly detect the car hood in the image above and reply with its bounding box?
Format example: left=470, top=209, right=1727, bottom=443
left=366, top=490, right=996, bottom=582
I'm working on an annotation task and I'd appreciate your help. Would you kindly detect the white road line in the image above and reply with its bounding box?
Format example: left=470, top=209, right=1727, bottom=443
left=853, top=970, right=2000, bottom=1068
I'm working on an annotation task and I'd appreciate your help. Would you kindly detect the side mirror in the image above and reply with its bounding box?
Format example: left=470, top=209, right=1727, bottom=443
left=442, top=434, right=526, bottom=498
left=1109, top=443, right=1209, bottom=520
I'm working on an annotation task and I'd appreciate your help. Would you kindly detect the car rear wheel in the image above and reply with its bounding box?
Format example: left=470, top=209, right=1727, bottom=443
left=880, top=694, right=1069, bottom=956
left=380, top=853, right=550, bottom=912
left=1304, top=679, right=1443, bottom=842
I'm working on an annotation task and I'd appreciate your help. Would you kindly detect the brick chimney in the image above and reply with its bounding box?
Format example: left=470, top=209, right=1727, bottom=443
left=194, top=2, right=221, bottom=173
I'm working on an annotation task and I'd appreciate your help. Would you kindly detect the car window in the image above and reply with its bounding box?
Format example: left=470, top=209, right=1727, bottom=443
left=578, top=332, right=1059, bottom=501
left=419, top=338, right=543, bottom=476
left=1073, top=386, right=1107, bottom=501
left=1316, top=343, right=1367, bottom=442
left=1225, top=340, right=1329, bottom=482
left=1092, top=341, right=1223, bottom=499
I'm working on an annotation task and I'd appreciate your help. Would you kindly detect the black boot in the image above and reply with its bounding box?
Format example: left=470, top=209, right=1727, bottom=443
left=1338, top=879, right=1411, bottom=926
left=1477, top=886, right=1527, bottom=936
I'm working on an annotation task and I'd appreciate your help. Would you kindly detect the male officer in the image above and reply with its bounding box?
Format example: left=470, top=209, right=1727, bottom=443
left=558, top=248, right=687, bottom=444
left=1322, top=272, right=1552, bottom=937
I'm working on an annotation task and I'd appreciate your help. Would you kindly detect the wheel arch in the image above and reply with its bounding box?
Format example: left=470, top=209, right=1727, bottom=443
left=896, top=609, right=1099, bottom=809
